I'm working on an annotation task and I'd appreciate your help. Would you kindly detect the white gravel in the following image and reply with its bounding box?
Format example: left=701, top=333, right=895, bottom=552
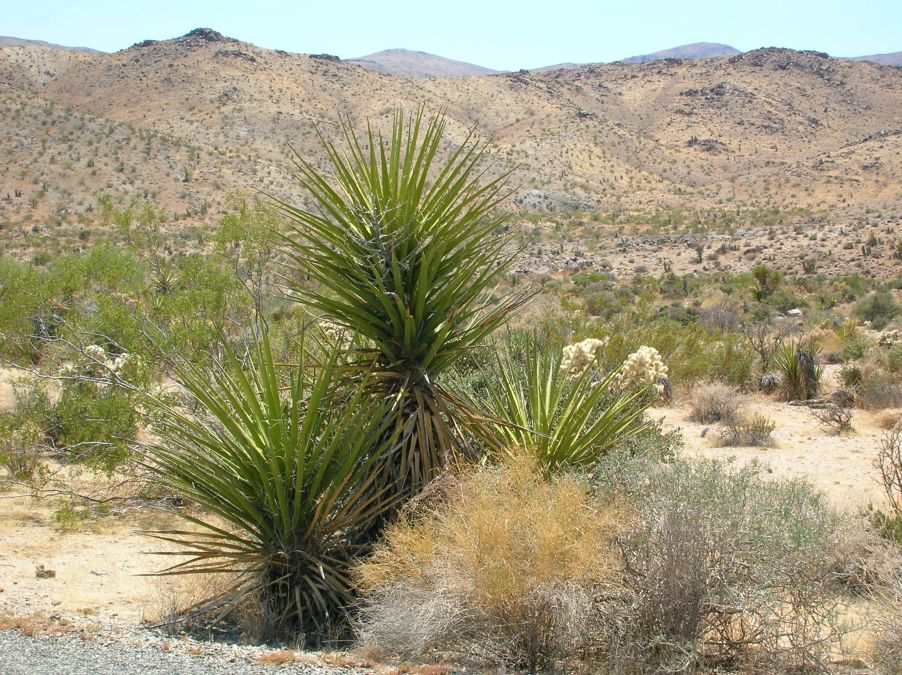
left=0, top=626, right=379, bottom=675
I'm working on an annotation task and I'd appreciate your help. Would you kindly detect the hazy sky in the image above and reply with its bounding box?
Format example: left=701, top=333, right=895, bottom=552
left=5, top=0, right=900, bottom=70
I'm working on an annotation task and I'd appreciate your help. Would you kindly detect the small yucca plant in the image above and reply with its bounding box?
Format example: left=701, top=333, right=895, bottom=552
left=143, top=334, right=397, bottom=643
left=478, top=338, right=650, bottom=472
left=773, top=339, right=823, bottom=401
left=276, top=108, right=531, bottom=502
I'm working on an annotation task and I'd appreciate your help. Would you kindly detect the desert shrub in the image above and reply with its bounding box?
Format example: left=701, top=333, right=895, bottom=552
left=50, top=381, right=137, bottom=473
left=853, top=290, right=900, bottom=330
left=478, top=338, right=650, bottom=472
left=857, top=361, right=902, bottom=409
left=876, top=429, right=902, bottom=519
left=773, top=338, right=823, bottom=400
left=810, top=404, right=854, bottom=435
left=839, top=363, right=863, bottom=389
left=354, top=456, right=623, bottom=671
left=689, top=383, right=740, bottom=424
left=873, top=580, right=902, bottom=674
left=0, top=421, right=46, bottom=484
left=144, top=335, right=398, bottom=645
left=605, top=458, right=846, bottom=673
left=717, top=413, right=776, bottom=447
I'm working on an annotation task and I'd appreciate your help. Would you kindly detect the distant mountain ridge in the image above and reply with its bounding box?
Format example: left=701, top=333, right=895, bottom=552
left=347, top=48, right=497, bottom=78
left=0, top=36, right=103, bottom=53
left=849, top=51, right=902, bottom=67
left=619, top=42, right=741, bottom=63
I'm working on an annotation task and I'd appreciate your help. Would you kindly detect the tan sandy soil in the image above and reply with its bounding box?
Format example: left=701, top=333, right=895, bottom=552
left=654, top=390, right=895, bottom=513
left=0, top=480, right=189, bottom=625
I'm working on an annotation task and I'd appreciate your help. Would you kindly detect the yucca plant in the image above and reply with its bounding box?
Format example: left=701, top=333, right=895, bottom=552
left=275, top=108, right=530, bottom=500
left=142, top=334, right=397, bottom=643
left=773, top=338, right=823, bottom=401
left=478, top=339, right=651, bottom=472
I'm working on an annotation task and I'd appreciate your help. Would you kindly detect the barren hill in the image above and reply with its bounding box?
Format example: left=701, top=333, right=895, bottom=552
left=347, top=48, right=497, bottom=78
left=850, top=51, right=902, bottom=67
left=0, top=36, right=102, bottom=53
left=0, top=29, right=900, bottom=256
left=619, top=42, right=741, bottom=63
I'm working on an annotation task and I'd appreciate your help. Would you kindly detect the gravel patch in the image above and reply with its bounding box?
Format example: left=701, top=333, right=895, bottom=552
left=0, top=626, right=379, bottom=675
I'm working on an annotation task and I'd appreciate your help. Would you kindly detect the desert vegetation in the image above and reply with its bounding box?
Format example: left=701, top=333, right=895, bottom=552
left=1, top=107, right=902, bottom=673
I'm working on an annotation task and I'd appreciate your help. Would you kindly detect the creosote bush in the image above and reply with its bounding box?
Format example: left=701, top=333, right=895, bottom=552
left=354, top=454, right=623, bottom=671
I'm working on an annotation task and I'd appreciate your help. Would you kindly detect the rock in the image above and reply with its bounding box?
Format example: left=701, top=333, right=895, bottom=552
left=787, top=308, right=803, bottom=317
left=35, top=565, right=56, bottom=579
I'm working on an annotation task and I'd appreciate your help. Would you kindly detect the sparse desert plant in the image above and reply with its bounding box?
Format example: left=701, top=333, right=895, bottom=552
left=143, top=334, right=398, bottom=644
left=810, top=404, right=854, bottom=435
left=354, top=455, right=623, bottom=671
left=276, top=109, right=529, bottom=505
left=717, top=413, right=776, bottom=447
left=853, top=290, right=900, bottom=330
left=875, top=429, right=902, bottom=519
left=873, top=579, right=902, bottom=674
left=857, top=361, right=902, bottom=409
left=0, top=421, right=45, bottom=484
left=478, top=338, right=650, bottom=472
left=689, top=383, right=740, bottom=424
left=773, top=338, right=823, bottom=400
left=607, top=458, right=846, bottom=673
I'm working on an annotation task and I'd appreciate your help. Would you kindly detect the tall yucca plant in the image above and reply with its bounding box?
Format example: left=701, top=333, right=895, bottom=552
left=143, top=334, right=397, bottom=643
left=479, top=340, right=651, bottom=472
left=276, top=109, right=530, bottom=499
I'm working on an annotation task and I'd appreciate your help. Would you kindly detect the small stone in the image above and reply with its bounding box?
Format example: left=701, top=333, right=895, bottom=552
left=35, top=564, right=56, bottom=579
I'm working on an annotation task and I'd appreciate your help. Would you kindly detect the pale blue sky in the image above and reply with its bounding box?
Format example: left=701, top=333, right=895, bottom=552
left=5, top=0, right=900, bottom=70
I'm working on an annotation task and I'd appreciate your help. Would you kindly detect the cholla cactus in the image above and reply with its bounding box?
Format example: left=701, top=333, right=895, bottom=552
left=617, top=345, right=668, bottom=395
left=878, top=330, right=901, bottom=347
left=561, top=337, right=608, bottom=376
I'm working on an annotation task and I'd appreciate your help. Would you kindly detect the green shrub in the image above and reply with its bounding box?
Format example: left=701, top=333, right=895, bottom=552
left=51, top=381, right=137, bottom=473
left=854, top=290, right=900, bottom=330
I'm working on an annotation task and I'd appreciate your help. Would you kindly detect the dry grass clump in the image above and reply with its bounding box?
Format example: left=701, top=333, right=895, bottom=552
left=354, top=455, right=623, bottom=672
left=717, top=413, right=776, bottom=447
left=689, top=383, right=741, bottom=424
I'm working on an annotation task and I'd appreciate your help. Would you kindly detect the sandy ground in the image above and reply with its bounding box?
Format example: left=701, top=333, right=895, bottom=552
left=0, top=492, right=188, bottom=625
left=653, top=394, right=895, bottom=513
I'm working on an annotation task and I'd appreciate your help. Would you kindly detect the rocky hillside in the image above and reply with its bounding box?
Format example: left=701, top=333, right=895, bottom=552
left=0, top=29, right=900, bottom=255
